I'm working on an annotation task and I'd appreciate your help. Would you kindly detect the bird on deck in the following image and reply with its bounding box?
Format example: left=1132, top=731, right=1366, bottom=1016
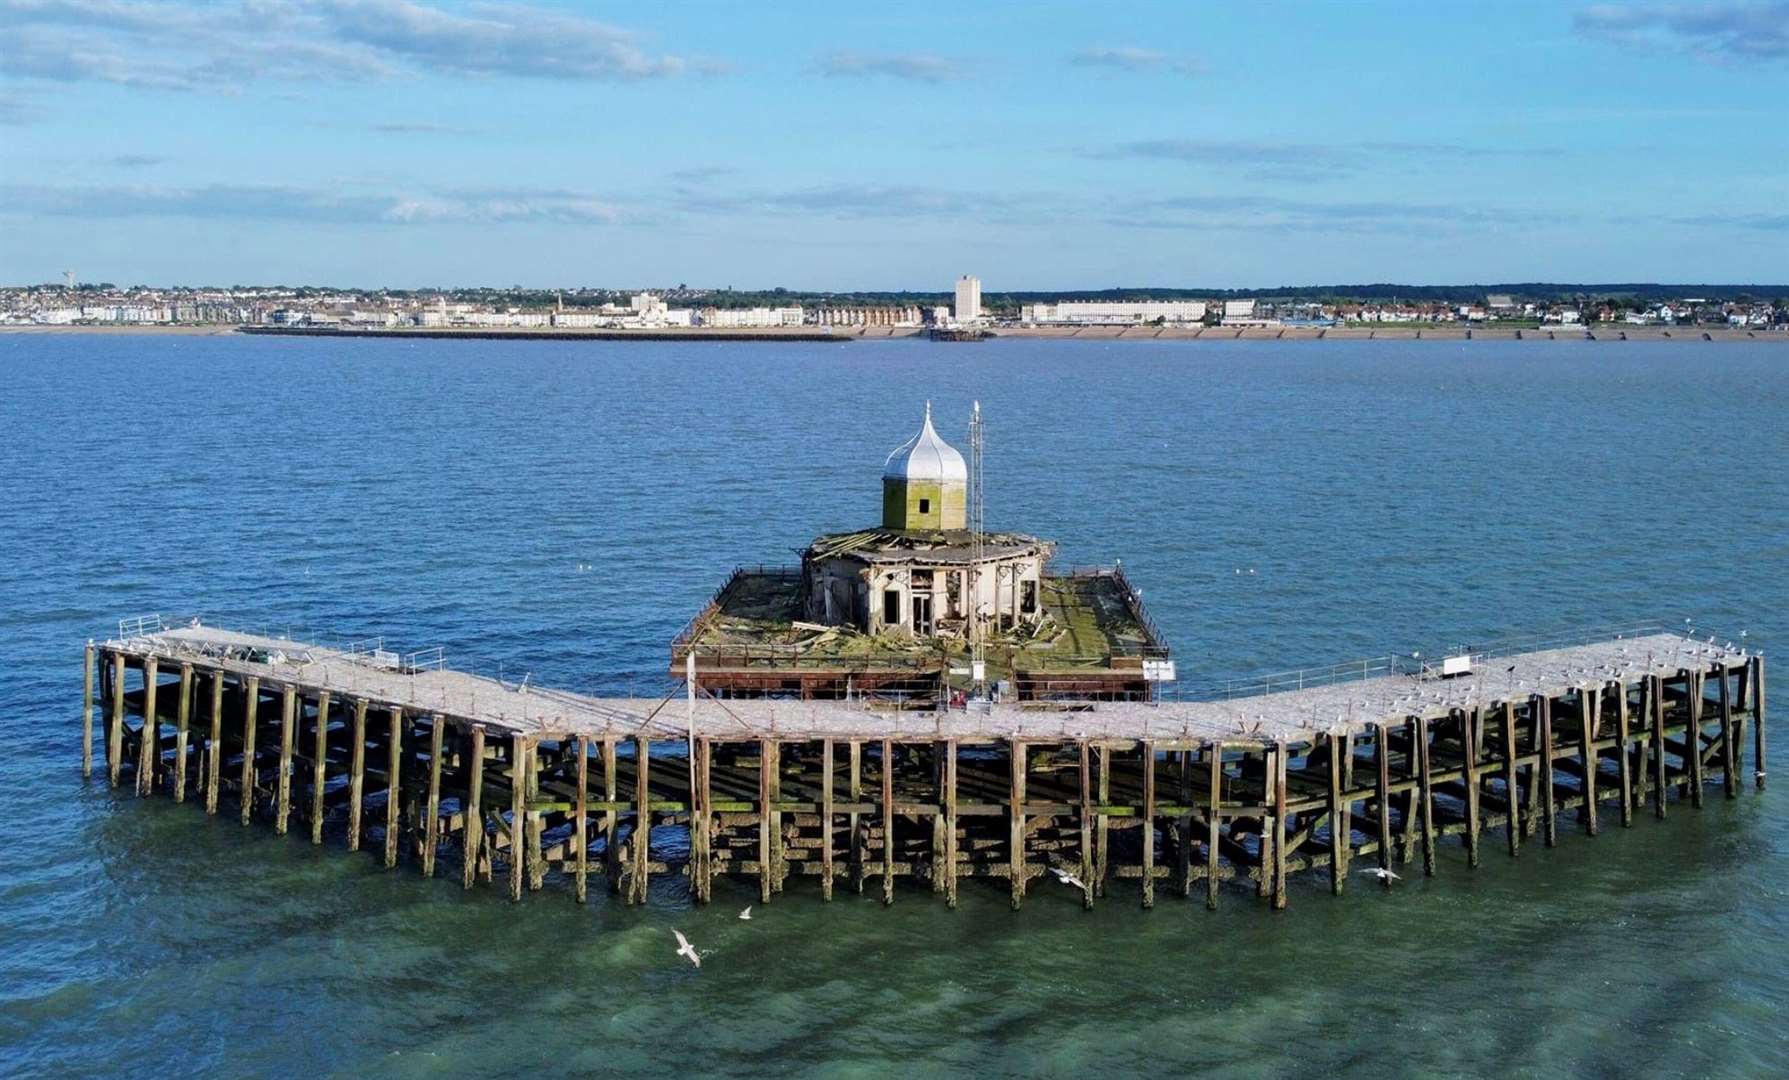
left=1360, top=867, right=1401, bottom=883
left=738, top=906, right=753, bottom=921
left=673, top=929, right=701, bottom=968
left=1052, top=866, right=1086, bottom=891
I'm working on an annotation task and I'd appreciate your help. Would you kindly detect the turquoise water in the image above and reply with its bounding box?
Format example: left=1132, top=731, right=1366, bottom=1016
left=0, top=334, right=1784, bottom=1076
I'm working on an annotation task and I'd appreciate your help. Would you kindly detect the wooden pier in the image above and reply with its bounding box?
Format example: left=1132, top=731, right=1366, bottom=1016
left=82, top=623, right=1765, bottom=911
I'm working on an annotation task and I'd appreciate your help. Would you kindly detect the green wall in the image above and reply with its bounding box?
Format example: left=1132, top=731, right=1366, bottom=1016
left=882, top=478, right=967, bottom=530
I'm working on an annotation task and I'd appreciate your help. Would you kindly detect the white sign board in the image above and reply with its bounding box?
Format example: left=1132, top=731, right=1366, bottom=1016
left=971, top=661, right=986, bottom=682
left=1441, top=654, right=1473, bottom=677
left=1142, top=659, right=1177, bottom=682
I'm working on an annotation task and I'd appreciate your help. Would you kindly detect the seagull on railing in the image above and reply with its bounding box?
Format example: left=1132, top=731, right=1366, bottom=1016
left=673, top=929, right=702, bottom=968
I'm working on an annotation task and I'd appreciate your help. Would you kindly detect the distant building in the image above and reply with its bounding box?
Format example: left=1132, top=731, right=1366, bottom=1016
left=1223, top=299, right=1256, bottom=320
left=1021, top=300, right=1207, bottom=325
left=954, top=275, right=982, bottom=322
left=699, top=306, right=803, bottom=328
left=1486, top=294, right=1516, bottom=310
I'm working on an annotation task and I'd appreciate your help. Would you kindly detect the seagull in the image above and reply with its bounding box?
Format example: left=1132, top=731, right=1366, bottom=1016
left=673, top=929, right=701, bottom=968
left=1052, top=866, right=1086, bottom=891
left=738, top=906, right=753, bottom=921
left=1360, top=867, right=1401, bottom=883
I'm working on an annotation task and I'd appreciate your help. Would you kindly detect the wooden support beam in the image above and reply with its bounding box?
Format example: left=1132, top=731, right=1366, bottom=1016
left=467, top=725, right=487, bottom=890
left=1719, top=662, right=1736, bottom=799
left=205, top=669, right=223, bottom=815
left=1327, top=731, right=1347, bottom=894
left=1580, top=687, right=1599, bottom=835
left=930, top=747, right=946, bottom=897
left=571, top=732, right=585, bottom=902
left=173, top=663, right=192, bottom=803
left=1010, top=739, right=1027, bottom=910
left=1614, top=680, right=1633, bottom=827
left=138, top=657, right=159, bottom=797
left=696, top=737, right=713, bottom=902
left=633, top=735, right=651, bottom=903
left=1753, top=655, right=1767, bottom=791
left=1376, top=722, right=1393, bottom=868
left=1538, top=695, right=1557, bottom=848
left=758, top=737, right=773, bottom=904
left=1650, top=674, right=1667, bottom=820
left=944, top=739, right=959, bottom=909
left=1686, top=670, right=1705, bottom=807
left=108, top=651, right=125, bottom=787
left=1462, top=708, right=1482, bottom=866
left=603, top=738, right=618, bottom=893
left=527, top=739, right=544, bottom=893
left=1206, top=742, right=1222, bottom=911
left=422, top=716, right=444, bottom=877
left=348, top=700, right=367, bottom=851
left=509, top=733, right=525, bottom=901
left=849, top=740, right=864, bottom=894
left=1258, top=746, right=1275, bottom=900
left=767, top=739, right=782, bottom=895
left=821, top=739, right=835, bottom=901
left=1095, top=744, right=1111, bottom=898
left=1177, top=750, right=1194, bottom=899
left=1272, top=742, right=1288, bottom=910
left=239, top=676, right=259, bottom=824
left=384, top=707, right=402, bottom=868
left=82, top=643, right=95, bottom=778
left=881, top=738, right=894, bottom=905
left=1141, top=741, right=1156, bottom=910
left=275, top=685, right=295, bottom=835
left=1415, top=716, right=1436, bottom=877
left=1078, top=742, right=1094, bottom=910
left=310, top=691, right=331, bottom=844
left=1501, top=702, right=1521, bottom=857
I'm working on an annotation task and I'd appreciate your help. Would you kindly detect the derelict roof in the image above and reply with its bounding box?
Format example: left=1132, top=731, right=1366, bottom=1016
left=883, top=402, right=968, bottom=484
left=806, top=527, right=1050, bottom=565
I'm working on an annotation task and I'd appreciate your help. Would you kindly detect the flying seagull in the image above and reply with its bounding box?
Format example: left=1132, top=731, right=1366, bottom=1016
left=1052, top=866, right=1086, bottom=891
left=673, top=929, right=701, bottom=968
left=1360, top=867, right=1401, bottom=883
left=738, top=906, right=753, bottom=921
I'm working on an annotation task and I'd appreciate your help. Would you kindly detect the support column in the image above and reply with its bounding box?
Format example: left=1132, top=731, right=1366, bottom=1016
left=1580, top=687, right=1600, bottom=834
left=603, top=738, right=618, bottom=893
left=1141, top=742, right=1156, bottom=909
left=1538, top=696, right=1556, bottom=848
left=465, top=725, right=486, bottom=886
left=1686, top=670, right=1705, bottom=806
left=766, top=739, right=782, bottom=895
left=1753, top=655, right=1767, bottom=791
left=944, top=739, right=959, bottom=909
left=1614, top=680, right=1633, bottom=827
left=1327, top=731, right=1347, bottom=894
left=82, top=643, right=95, bottom=778
left=1078, top=742, right=1094, bottom=910
left=310, top=692, right=331, bottom=843
left=695, top=737, right=713, bottom=902
left=1206, top=742, right=1222, bottom=911
left=571, top=733, right=585, bottom=901
left=137, top=657, right=159, bottom=797
left=275, top=685, right=295, bottom=835
left=757, top=737, right=773, bottom=904
left=1010, top=739, right=1027, bottom=911
left=881, top=738, right=894, bottom=905
left=1272, top=742, right=1288, bottom=910
left=634, top=735, right=651, bottom=904
left=205, top=670, right=224, bottom=815
left=348, top=700, right=367, bottom=851
left=108, top=651, right=126, bottom=787
left=1376, top=722, right=1393, bottom=868
left=1650, top=674, right=1667, bottom=820
left=239, top=676, right=259, bottom=824
left=421, top=716, right=444, bottom=877
left=384, top=707, right=403, bottom=867
left=1501, top=702, right=1521, bottom=856
left=173, top=663, right=192, bottom=803
left=1719, top=663, right=1736, bottom=799
left=849, top=741, right=864, bottom=894
left=821, top=739, right=835, bottom=902
left=509, top=733, right=526, bottom=901
left=1095, top=745, right=1111, bottom=898
left=1462, top=708, right=1482, bottom=866
left=1415, top=716, right=1436, bottom=876
left=1177, top=750, right=1194, bottom=899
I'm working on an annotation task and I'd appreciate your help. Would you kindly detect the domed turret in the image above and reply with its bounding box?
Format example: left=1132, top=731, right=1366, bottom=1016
left=882, top=402, right=967, bottom=530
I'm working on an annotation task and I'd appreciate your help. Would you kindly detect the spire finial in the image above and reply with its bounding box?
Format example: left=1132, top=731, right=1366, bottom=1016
left=924, top=399, right=932, bottom=423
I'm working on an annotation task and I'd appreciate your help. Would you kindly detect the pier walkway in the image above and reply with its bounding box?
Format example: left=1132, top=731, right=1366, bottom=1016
left=82, top=621, right=1765, bottom=911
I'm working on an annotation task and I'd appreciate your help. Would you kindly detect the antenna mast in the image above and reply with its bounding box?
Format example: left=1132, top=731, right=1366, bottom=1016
left=969, top=401, right=986, bottom=697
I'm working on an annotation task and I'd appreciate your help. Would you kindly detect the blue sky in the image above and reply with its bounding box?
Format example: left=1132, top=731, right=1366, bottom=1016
left=1, top=0, right=1785, bottom=289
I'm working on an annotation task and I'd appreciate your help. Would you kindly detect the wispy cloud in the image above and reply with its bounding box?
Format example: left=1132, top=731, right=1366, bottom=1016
left=1666, top=211, right=1789, bottom=230
left=1068, top=46, right=1202, bottom=76
left=0, top=1, right=694, bottom=92
left=109, top=153, right=166, bottom=168
left=817, top=50, right=969, bottom=83
left=0, top=182, right=625, bottom=225
left=0, top=93, right=33, bottom=124
left=1088, top=138, right=1555, bottom=182
left=368, top=121, right=480, bottom=135
left=1107, top=194, right=1534, bottom=234
left=1573, top=2, right=1789, bottom=63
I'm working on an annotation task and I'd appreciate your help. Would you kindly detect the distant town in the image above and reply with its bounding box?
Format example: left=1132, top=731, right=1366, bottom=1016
left=3, top=275, right=1785, bottom=333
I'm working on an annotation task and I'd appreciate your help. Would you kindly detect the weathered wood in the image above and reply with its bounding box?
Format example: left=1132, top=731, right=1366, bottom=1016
left=173, top=663, right=192, bottom=803
left=569, top=732, right=585, bottom=901
left=821, top=739, right=835, bottom=901
left=239, top=676, right=259, bottom=824
left=384, top=706, right=402, bottom=868
left=1614, top=680, right=1633, bottom=827
left=1501, top=702, right=1521, bottom=856
left=1462, top=707, right=1482, bottom=866
left=766, top=738, right=782, bottom=895
left=633, top=735, right=651, bottom=903
left=1718, top=662, right=1736, bottom=799
left=1177, top=750, right=1194, bottom=899
left=348, top=700, right=367, bottom=851
left=1754, top=655, right=1767, bottom=791
left=309, top=691, right=331, bottom=844
left=849, top=740, right=864, bottom=894
left=1078, top=741, right=1094, bottom=910
left=1580, top=687, right=1599, bottom=835
left=1415, top=716, right=1436, bottom=876
left=275, top=685, right=295, bottom=835
left=1095, top=744, right=1111, bottom=898
left=1376, top=722, right=1393, bottom=868
left=696, top=736, right=713, bottom=902
left=1272, top=742, right=1288, bottom=910
left=138, top=657, right=159, bottom=797
left=1650, top=674, right=1667, bottom=820
left=1206, top=742, right=1222, bottom=911
left=205, top=669, right=224, bottom=814
left=467, top=725, right=486, bottom=890
left=509, top=733, right=526, bottom=901
left=108, top=651, right=126, bottom=787
left=1327, top=731, right=1347, bottom=894
left=603, top=737, right=618, bottom=893
left=880, top=738, right=895, bottom=905
left=422, top=716, right=444, bottom=877
left=1141, top=741, right=1156, bottom=909
left=1686, top=670, right=1705, bottom=807
left=943, top=739, right=959, bottom=909
left=1537, top=695, right=1557, bottom=848
left=1010, top=739, right=1027, bottom=910
left=758, top=737, right=774, bottom=904
left=82, top=643, right=95, bottom=778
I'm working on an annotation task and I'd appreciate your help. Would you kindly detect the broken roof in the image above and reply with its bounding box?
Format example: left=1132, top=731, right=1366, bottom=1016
left=805, top=528, right=1050, bottom=565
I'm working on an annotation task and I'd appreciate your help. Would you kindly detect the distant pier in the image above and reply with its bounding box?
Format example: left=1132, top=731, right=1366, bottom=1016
left=83, top=620, right=1765, bottom=911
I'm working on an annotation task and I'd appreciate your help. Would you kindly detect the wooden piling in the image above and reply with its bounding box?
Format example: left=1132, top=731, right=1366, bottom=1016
left=757, top=737, right=773, bottom=903
left=820, top=739, right=835, bottom=902
left=1650, top=674, right=1667, bottom=820
left=602, top=738, right=618, bottom=893
left=1501, top=703, right=1520, bottom=857
left=1327, top=731, right=1347, bottom=894
left=1141, top=742, right=1156, bottom=910
left=1078, top=742, right=1094, bottom=910
left=108, top=651, right=125, bottom=787
left=880, top=738, right=894, bottom=905
left=1686, top=670, right=1705, bottom=807
left=695, top=737, right=712, bottom=902
left=205, top=670, right=223, bottom=815
left=422, top=716, right=444, bottom=877
left=1095, top=745, right=1111, bottom=898
left=1415, top=716, right=1436, bottom=876
left=765, top=738, right=781, bottom=895
left=173, top=663, right=192, bottom=803
left=137, top=657, right=159, bottom=797
left=1754, top=656, right=1767, bottom=790
left=634, top=735, right=651, bottom=903
left=944, top=739, right=959, bottom=909
left=1010, top=739, right=1027, bottom=910
left=1538, top=696, right=1557, bottom=848
left=1580, top=686, right=1599, bottom=835
left=1206, top=742, right=1222, bottom=911
left=275, top=685, right=295, bottom=835
left=1375, top=722, right=1393, bottom=868
left=1718, top=662, right=1736, bottom=799
left=509, top=733, right=525, bottom=901
left=239, top=676, right=259, bottom=824
left=1272, top=742, right=1288, bottom=910
left=348, top=700, right=366, bottom=851
left=1462, top=708, right=1482, bottom=866
left=848, top=740, right=864, bottom=894
left=1177, top=750, right=1194, bottom=899
left=1614, top=681, right=1633, bottom=827
left=384, top=706, right=402, bottom=868
left=82, top=643, right=94, bottom=778
left=467, top=725, right=486, bottom=890
left=310, top=692, right=331, bottom=844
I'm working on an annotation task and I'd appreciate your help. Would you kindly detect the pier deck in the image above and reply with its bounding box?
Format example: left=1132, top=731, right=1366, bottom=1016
left=83, top=622, right=1765, bottom=911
